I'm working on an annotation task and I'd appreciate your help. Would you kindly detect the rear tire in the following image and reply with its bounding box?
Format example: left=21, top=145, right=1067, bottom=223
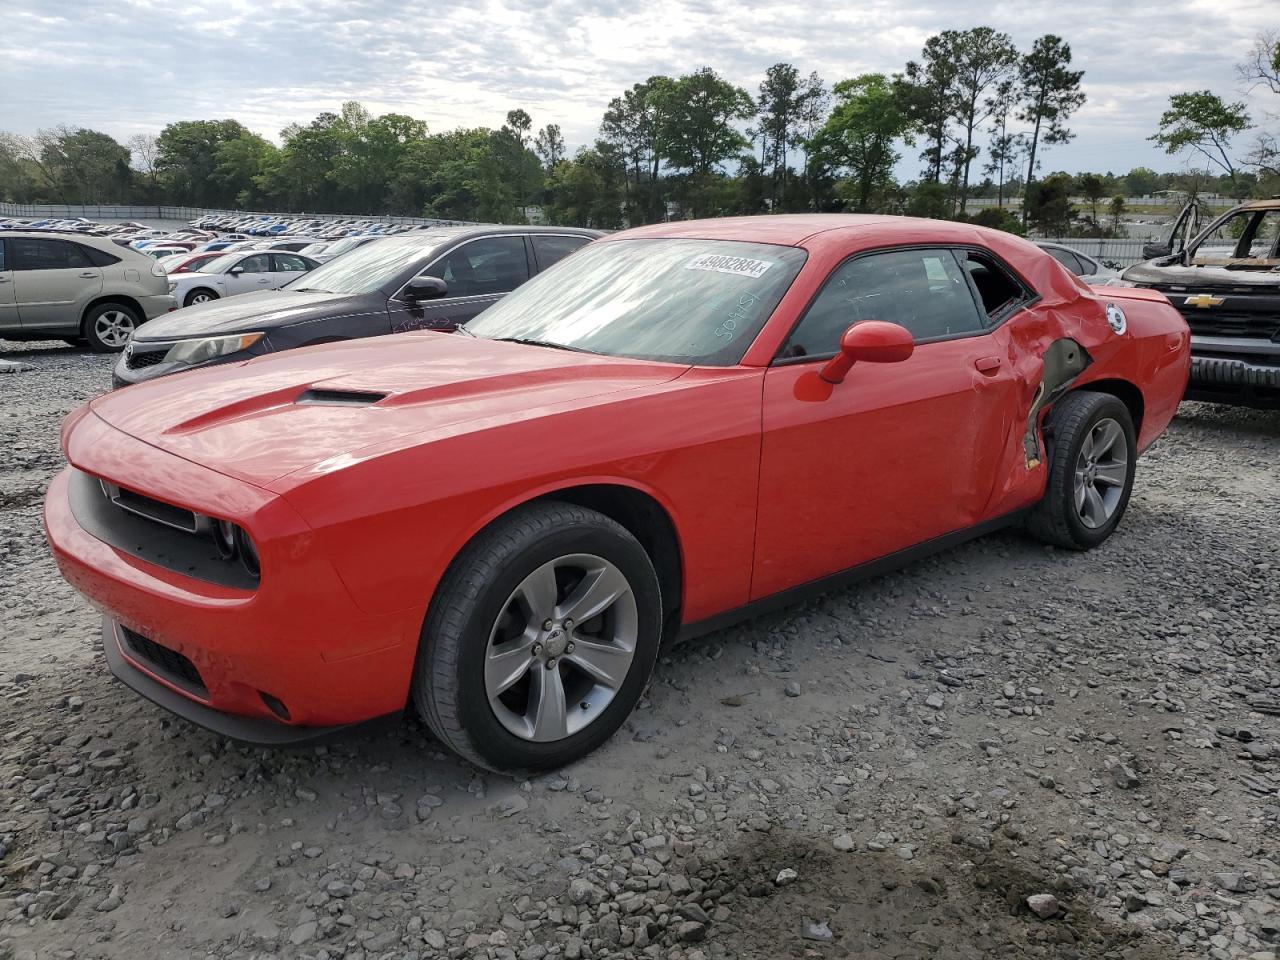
left=413, top=501, right=663, bottom=773
left=1026, top=391, right=1136, bottom=550
left=82, top=302, right=140, bottom=353
left=184, top=288, right=219, bottom=307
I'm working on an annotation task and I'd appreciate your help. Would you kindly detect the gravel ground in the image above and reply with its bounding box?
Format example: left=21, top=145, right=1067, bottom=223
left=2, top=340, right=1279, bottom=960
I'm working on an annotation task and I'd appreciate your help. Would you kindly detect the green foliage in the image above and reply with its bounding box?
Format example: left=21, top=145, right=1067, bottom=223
left=970, top=206, right=1024, bottom=234
left=657, top=69, right=754, bottom=185
left=810, top=74, right=912, bottom=212
left=1018, top=35, right=1086, bottom=219
left=905, top=181, right=951, bottom=220
left=1024, top=172, right=1075, bottom=234
left=1150, top=90, right=1251, bottom=183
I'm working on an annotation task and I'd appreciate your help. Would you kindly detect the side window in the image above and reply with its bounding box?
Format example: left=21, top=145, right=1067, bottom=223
left=271, top=253, right=308, bottom=272
left=433, top=237, right=530, bottom=298
left=780, top=248, right=985, bottom=358
left=1244, top=211, right=1279, bottom=259
left=10, top=238, right=93, bottom=271
left=239, top=254, right=271, bottom=273
left=532, top=235, right=591, bottom=271
left=80, top=244, right=120, bottom=267
left=1044, top=246, right=1084, bottom=275
left=1195, top=212, right=1250, bottom=259
left=958, top=250, right=1028, bottom=322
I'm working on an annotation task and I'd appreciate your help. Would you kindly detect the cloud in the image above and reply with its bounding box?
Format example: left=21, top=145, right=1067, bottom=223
left=2, top=0, right=1275, bottom=176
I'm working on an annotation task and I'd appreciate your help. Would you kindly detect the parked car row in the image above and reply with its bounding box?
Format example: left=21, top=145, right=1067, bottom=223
left=189, top=212, right=457, bottom=241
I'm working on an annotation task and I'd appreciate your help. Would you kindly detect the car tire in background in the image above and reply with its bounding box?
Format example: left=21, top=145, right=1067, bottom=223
left=82, top=302, right=141, bottom=354
left=1027, top=390, right=1137, bottom=550
left=413, top=501, right=663, bottom=773
left=184, top=288, right=220, bottom=307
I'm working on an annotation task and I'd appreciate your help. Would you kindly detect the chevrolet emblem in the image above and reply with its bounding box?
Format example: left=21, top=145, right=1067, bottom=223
left=1184, top=294, right=1224, bottom=308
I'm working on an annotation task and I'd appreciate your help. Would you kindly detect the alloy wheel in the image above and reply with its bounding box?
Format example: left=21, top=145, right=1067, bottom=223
left=1073, top=417, right=1128, bottom=529
left=190, top=292, right=214, bottom=304
left=94, top=310, right=135, bottom=349
left=484, top=553, right=637, bottom=742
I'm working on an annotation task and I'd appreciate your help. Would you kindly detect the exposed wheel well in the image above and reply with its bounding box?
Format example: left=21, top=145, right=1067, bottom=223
left=534, top=485, right=684, bottom=640
left=81, top=295, right=142, bottom=331
left=1077, top=379, right=1144, bottom=435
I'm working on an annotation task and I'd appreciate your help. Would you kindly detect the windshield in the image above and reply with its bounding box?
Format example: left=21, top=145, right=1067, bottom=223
left=282, top=235, right=445, bottom=295
left=196, top=254, right=240, bottom=274
left=465, top=238, right=807, bottom=365
left=299, top=242, right=328, bottom=256
left=324, top=236, right=369, bottom=256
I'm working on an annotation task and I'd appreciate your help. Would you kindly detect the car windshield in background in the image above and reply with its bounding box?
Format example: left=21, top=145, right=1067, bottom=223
left=465, top=239, right=808, bottom=365
left=284, top=236, right=448, bottom=295
left=195, top=254, right=240, bottom=274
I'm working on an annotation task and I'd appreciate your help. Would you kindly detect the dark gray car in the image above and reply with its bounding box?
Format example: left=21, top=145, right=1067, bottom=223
left=114, top=226, right=601, bottom=387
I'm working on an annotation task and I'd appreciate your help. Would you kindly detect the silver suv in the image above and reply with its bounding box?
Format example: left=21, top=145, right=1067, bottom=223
left=0, top=232, right=177, bottom=351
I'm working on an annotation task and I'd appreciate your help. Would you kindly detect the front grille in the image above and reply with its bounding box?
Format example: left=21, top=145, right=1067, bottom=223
left=126, top=349, right=167, bottom=370
left=1180, top=310, right=1280, bottom=340
left=120, top=626, right=207, bottom=697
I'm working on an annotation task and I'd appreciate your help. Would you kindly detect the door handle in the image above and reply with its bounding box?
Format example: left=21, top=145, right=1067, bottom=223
left=79, top=271, right=98, bottom=278
left=974, top=356, right=1002, bottom=374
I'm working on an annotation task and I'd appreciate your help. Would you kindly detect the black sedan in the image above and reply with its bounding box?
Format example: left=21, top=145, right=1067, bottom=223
left=114, top=226, right=601, bottom=387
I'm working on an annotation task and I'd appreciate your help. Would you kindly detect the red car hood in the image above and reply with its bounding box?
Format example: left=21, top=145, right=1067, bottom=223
left=89, top=332, right=688, bottom=487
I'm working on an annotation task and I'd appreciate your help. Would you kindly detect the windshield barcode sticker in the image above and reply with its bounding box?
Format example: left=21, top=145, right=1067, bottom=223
left=684, top=254, right=775, bottom=279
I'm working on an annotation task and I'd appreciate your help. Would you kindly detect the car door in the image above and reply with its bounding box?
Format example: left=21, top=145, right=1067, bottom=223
left=269, top=253, right=311, bottom=288
left=224, top=253, right=273, bottom=295
left=388, top=235, right=532, bottom=332
left=751, top=246, right=1023, bottom=600
left=10, top=237, right=103, bottom=330
left=0, top=240, right=16, bottom=333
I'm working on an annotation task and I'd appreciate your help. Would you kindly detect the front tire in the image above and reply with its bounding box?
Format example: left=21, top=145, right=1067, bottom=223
left=82, top=302, right=140, bottom=353
left=184, top=288, right=219, bottom=307
left=413, top=501, right=663, bottom=772
left=1027, top=391, right=1136, bottom=550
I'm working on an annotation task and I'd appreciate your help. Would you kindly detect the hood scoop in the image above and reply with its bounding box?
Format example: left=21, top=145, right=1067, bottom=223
left=296, top=388, right=388, bottom=407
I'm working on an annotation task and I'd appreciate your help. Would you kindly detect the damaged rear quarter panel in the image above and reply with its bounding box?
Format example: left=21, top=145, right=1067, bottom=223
left=982, top=263, right=1186, bottom=520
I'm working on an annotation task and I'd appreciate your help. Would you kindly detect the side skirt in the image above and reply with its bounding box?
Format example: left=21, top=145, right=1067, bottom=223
left=675, top=509, right=1030, bottom=644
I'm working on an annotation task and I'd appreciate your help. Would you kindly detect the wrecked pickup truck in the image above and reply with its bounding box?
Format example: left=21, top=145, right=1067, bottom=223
left=1119, top=198, right=1280, bottom=408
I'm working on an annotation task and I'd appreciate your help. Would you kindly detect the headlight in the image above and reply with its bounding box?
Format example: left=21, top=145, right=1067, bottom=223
left=167, top=280, right=177, bottom=292
left=1101, top=277, right=1138, bottom=288
left=163, top=332, right=265, bottom=366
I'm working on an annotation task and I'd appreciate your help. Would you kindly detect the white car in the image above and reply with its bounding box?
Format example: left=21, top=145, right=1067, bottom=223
left=167, top=251, right=319, bottom=307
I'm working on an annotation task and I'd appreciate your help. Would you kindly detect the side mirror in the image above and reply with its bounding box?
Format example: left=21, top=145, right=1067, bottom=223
left=403, top=276, right=448, bottom=301
left=229, top=266, right=244, bottom=276
left=819, top=321, right=914, bottom=385
left=1141, top=242, right=1171, bottom=260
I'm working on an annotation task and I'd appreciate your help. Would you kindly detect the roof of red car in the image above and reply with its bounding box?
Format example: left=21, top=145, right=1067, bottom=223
left=611, top=214, right=1090, bottom=308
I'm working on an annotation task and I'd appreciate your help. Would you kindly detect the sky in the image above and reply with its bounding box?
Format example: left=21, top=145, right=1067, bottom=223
left=2, top=0, right=1276, bottom=179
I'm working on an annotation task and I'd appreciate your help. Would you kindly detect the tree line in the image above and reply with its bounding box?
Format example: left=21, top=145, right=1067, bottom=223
left=1, top=29, right=1277, bottom=236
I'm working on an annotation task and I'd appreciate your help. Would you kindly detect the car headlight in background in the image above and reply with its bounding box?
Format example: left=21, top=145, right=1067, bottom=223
left=167, top=280, right=177, bottom=292
left=163, top=332, right=265, bottom=366
left=1100, top=277, right=1138, bottom=288
left=152, top=261, right=167, bottom=277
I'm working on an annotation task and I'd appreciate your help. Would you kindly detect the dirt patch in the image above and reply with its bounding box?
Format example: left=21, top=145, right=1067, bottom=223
left=695, top=831, right=1167, bottom=959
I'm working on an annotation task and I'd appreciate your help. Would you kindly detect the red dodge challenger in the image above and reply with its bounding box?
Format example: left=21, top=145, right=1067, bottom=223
left=44, top=216, right=1190, bottom=771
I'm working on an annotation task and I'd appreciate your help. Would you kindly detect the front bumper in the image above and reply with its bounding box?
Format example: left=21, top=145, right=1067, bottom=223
left=44, top=419, right=422, bottom=733
left=101, top=618, right=401, bottom=746
left=1187, top=336, right=1280, bottom=408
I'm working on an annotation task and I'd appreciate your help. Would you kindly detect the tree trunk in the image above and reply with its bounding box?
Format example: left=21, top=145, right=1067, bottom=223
left=1022, top=110, right=1043, bottom=225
